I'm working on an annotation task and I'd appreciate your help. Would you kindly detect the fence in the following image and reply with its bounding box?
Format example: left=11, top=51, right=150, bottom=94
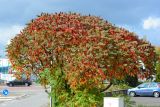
left=105, top=89, right=128, bottom=97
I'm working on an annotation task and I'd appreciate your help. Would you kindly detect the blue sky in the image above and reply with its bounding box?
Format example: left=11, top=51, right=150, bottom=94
left=0, top=0, right=160, bottom=57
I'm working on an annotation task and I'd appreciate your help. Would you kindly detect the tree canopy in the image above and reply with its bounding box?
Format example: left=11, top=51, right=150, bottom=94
left=7, top=12, right=156, bottom=106
left=155, top=47, right=160, bottom=82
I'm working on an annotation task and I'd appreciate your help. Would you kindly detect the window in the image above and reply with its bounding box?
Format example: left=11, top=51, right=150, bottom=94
left=138, top=83, right=149, bottom=88
left=149, top=83, right=157, bottom=88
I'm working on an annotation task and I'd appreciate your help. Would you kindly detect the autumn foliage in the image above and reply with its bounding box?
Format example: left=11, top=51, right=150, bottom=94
left=7, top=12, right=156, bottom=106
left=155, top=47, right=160, bottom=82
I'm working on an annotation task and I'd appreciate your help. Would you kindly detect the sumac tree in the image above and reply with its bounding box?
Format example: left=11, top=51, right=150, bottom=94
left=7, top=12, right=156, bottom=106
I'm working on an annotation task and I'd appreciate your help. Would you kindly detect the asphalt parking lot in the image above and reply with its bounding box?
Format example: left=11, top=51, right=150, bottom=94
left=131, top=97, right=160, bottom=107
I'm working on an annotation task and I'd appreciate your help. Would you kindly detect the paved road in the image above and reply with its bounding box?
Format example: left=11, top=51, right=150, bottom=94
left=0, top=85, right=49, bottom=107
left=131, top=97, right=160, bottom=107
left=0, top=84, right=44, bottom=93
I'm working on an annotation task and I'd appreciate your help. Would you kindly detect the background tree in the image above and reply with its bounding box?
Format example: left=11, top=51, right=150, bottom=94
left=7, top=12, right=156, bottom=107
left=155, top=47, right=160, bottom=82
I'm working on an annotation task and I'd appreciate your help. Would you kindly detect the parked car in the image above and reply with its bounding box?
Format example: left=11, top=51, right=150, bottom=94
left=6, top=79, right=32, bottom=87
left=128, top=82, right=160, bottom=97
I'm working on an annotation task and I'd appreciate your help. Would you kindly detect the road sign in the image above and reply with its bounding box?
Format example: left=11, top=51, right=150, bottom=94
left=2, top=89, right=9, bottom=96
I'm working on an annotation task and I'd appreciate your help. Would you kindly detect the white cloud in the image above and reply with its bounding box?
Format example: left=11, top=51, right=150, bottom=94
left=143, top=17, right=160, bottom=30
left=0, top=25, right=24, bottom=45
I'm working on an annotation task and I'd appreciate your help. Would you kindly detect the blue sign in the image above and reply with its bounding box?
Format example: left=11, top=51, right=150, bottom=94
left=2, top=89, right=9, bottom=96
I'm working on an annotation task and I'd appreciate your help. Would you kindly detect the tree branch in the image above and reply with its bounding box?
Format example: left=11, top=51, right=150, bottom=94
left=101, top=82, right=112, bottom=92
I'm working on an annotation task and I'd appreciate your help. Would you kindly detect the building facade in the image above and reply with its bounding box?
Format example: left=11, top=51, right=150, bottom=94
left=0, top=58, right=10, bottom=73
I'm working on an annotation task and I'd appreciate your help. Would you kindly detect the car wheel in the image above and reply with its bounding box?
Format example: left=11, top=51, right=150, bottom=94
left=153, top=92, right=159, bottom=98
left=25, top=83, right=29, bottom=86
left=129, top=91, right=136, bottom=97
left=9, top=83, right=13, bottom=87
